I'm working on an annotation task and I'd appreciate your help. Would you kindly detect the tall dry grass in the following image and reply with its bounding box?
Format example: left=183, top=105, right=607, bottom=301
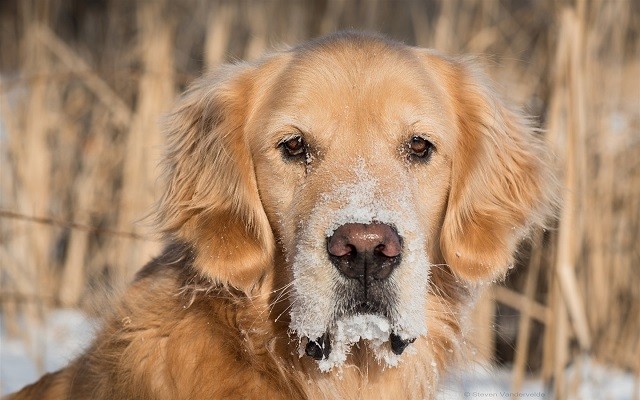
left=1, top=0, right=638, bottom=396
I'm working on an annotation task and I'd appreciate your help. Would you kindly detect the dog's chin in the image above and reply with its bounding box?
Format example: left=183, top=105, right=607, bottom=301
left=300, top=313, right=417, bottom=372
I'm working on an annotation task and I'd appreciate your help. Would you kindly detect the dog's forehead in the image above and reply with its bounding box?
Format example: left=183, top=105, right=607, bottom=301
left=262, top=41, right=452, bottom=142
left=288, top=44, right=431, bottom=104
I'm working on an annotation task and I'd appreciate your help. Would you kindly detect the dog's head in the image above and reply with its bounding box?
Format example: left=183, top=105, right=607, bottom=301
left=157, top=32, right=556, bottom=370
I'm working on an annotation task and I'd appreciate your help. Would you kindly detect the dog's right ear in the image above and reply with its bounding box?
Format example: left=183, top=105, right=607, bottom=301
left=419, top=53, right=559, bottom=283
left=156, top=62, right=276, bottom=292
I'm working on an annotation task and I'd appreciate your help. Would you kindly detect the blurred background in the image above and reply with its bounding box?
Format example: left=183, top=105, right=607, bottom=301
left=0, top=0, right=638, bottom=398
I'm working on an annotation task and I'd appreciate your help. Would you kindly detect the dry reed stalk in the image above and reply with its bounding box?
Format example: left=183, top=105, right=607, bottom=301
left=58, top=227, right=89, bottom=306
left=0, top=77, right=22, bottom=337
left=563, top=3, right=591, bottom=351
left=114, top=1, right=173, bottom=279
left=244, top=2, right=269, bottom=60
left=408, top=1, right=430, bottom=48
left=205, top=2, right=236, bottom=68
left=33, top=25, right=132, bottom=128
left=549, top=7, right=591, bottom=353
left=552, top=279, right=569, bottom=400
left=36, top=33, right=119, bottom=306
left=0, top=247, right=39, bottom=306
left=1, top=2, right=58, bottom=372
left=583, top=3, right=615, bottom=337
left=544, top=5, right=610, bottom=395
left=59, top=130, right=105, bottom=306
left=465, top=25, right=499, bottom=55
left=319, top=0, right=346, bottom=35
left=549, top=9, right=576, bottom=397
left=281, top=2, right=307, bottom=44
left=11, top=19, right=55, bottom=329
left=635, top=341, right=640, bottom=400
left=362, top=0, right=381, bottom=30
left=81, top=107, right=136, bottom=301
left=580, top=1, right=640, bottom=371
left=0, top=296, right=20, bottom=338
left=493, top=286, right=549, bottom=326
left=433, top=0, right=455, bottom=52
left=0, top=244, right=40, bottom=343
left=510, top=235, right=544, bottom=395
left=540, top=261, right=555, bottom=384
left=469, top=289, right=495, bottom=362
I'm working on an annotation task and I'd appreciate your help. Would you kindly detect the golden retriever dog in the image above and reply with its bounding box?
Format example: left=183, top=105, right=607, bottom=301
left=9, top=31, right=557, bottom=399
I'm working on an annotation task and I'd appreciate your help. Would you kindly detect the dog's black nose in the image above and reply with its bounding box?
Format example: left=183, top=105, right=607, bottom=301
left=327, top=222, right=401, bottom=284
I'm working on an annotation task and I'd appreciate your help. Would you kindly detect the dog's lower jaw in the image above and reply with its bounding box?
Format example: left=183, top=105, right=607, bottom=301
left=304, top=331, right=416, bottom=361
left=297, top=312, right=424, bottom=374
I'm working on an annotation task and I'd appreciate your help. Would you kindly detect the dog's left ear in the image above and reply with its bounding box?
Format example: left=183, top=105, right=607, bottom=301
left=424, top=54, right=558, bottom=282
left=155, top=61, right=280, bottom=292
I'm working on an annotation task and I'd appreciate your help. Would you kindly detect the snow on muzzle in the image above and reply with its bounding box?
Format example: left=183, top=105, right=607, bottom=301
left=288, top=161, right=431, bottom=371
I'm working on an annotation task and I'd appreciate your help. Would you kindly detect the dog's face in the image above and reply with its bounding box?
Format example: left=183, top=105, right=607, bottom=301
left=247, top=41, right=457, bottom=368
left=158, top=33, right=555, bottom=371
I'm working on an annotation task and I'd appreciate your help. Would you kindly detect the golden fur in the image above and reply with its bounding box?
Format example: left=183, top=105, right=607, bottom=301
left=8, top=32, right=557, bottom=400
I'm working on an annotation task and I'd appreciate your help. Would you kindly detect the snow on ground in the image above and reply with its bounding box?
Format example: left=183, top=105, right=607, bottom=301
left=437, top=360, right=637, bottom=400
left=1, top=309, right=637, bottom=398
left=1, top=309, right=95, bottom=394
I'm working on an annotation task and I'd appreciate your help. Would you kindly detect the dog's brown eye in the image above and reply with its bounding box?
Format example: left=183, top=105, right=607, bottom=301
left=279, top=136, right=306, bottom=159
left=409, top=136, right=434, bottom=160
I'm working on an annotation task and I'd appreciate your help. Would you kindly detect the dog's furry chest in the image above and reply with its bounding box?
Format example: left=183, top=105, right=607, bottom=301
left=60, top=263, right=443, bottom=400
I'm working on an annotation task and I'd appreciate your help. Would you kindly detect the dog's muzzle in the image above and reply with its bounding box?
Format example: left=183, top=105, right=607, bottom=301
left=301, top=222, right=415, bottom=361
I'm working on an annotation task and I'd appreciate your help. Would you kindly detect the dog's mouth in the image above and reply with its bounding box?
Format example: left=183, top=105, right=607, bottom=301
left=296, top=312, right=419, bottom=372
left=304, top=329, right=416, bottom=361
left=296, top=274, right=418, bottom=368
left=352, top=299, right=384, bottom=314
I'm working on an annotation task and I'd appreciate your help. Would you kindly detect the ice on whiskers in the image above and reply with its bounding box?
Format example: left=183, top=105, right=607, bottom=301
left=302, top=314, right=416, bottom=372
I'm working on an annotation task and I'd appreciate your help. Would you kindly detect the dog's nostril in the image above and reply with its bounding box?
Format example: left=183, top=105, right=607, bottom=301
left=374, top=240, right=401, bottom=258
left=327, top=239, right=354, bottom=258
left=305, top=333, right=331, bottom=360
left=327, top=222, right=402, bottom=282
left=345, top=244, right=356, bottom=258
left=389, top=333, right=416, bottom=355
left=305, top=341, right=324, bottom=360
left=374, top=243, right=398, bottom=258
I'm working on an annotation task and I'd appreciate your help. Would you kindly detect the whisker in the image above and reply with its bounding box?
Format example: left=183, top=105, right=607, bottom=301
left=244, top=280, right=299, bottom=330
left=274, top=299, right=297, bottom=323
